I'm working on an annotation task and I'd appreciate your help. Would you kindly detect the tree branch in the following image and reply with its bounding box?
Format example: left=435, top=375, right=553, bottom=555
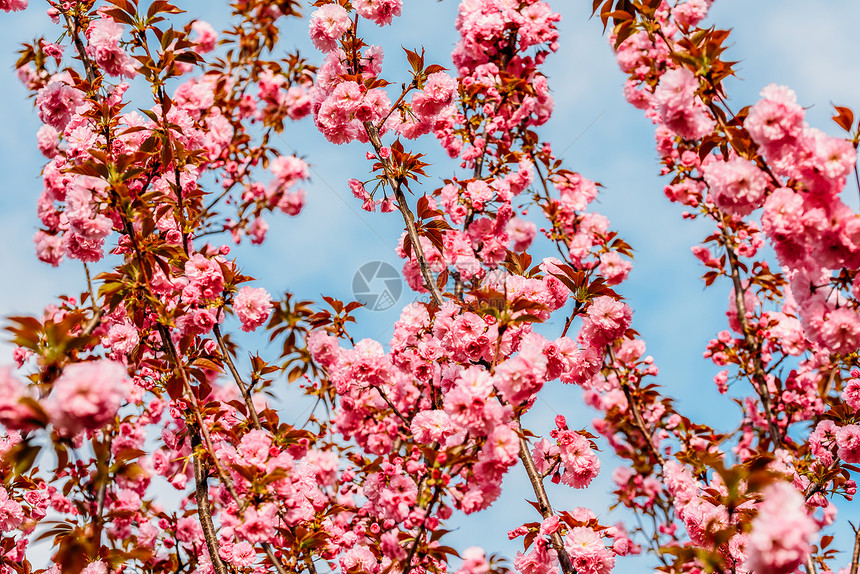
left=721, top=226, right=783, bottom=447
left=362, top=121, right=444, bottom=306
left=213, top=324, right=261, bottom=430
left=401, top=486, right=442, bottom=574
left=518, top=432, right=577, bottom=574
left=850, top=523, right=860, bottom=574
left=191, top=432, right=229, bottom=574
left=62, top=10, right=97, bottom=85
left=607, top=348, right=666, bottom=466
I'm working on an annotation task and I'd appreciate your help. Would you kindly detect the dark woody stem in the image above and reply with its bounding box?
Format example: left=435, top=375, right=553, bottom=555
left=517, top=429, right=578, bottom=574
left=363, top=121, right=444, bottom=307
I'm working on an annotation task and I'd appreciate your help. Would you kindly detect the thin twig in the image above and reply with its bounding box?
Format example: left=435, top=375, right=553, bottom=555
left=190, top=432, right=229, bottom=574
left=83, top=263, right=99, bottom=313
left=721, top=226, right=783, bottom=447
left=62, top=10, right=97, bottom=85
left=850, top=522, right=860, bottom=574
left=401, top=487, right=442, bottom=574
left=374, top=386, right=411, bottom=427
left=517, top=432, right=577, bottom=574
left=213, top=324, right=261, bottom=430
left=853, top=159, right=860, bottom=207
left=362, top=121, right=444, bottom=306
left=607, top=348, right=666, bottom=466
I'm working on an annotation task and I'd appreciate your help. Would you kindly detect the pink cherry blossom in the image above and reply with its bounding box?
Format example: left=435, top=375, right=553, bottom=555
left=234, top=286, right=273, bottom=332
left=86, top=17, right=137, bottom=77
left=353, top=0, right=402, bottom=26
left=702, top=157, right=770, bottom=216
left=0, top=487, right=24, bottom=532
left=0, top=0, right=27, bottom=12
left=192, top=20, right=218, bottom=53
left=745, top=482, right=817, bottom=574
left=309, top=4, right=351, bottom=52
left=49, top=360, right=128, bottom=435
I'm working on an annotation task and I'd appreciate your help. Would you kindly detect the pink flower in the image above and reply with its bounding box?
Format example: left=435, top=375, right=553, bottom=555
left=270, top=155, right=309, bottom=187
left=0, top=0, right=27, bottom=12
left=532, top=438, right=560, bottom=475
left=307, top=330, right=340, bottom=368
left=36, top=81, right=84, bottom=131
left=456, top=546, right=490, bottom=574
left=0, top=487, right=24, bottom=532
left=564, top=527, right=615, bottom=574
left=278, top=189, right=306, bottom=215
left=36, top=124, right=59, bottom=158
left=507, top=217, right=537, bottom=252
left=191, top=20, right=218, bottom=53
left=0, top=367, right=40, bottom=430
left=340, top=544, right=379, bottom=574
left=514, top=538, right=558, bottom=574
left=672, top=0, right=711, bottom=28
left=80, top=561, right=107, bottom=574
left=598, top=252, right=632, bottom=286
left=86, top=17, right=137, bottom=77
left=835, top=424, right=860, bottom=463
left=843, top=378, right=860, bottom=411
left=353, top=0, right=402, bottom=26
left=309, top=4, right=351, bottom=52
left=237, top=503, right=278, bottom=543
left=493, top=350, right=547, bottom=405
left=184, top=254, right=225, bottom=300
left=237, top=429, right=273, bottom=469
left=702, top=157, right=770, bottom=216
left=411, top=410, right=458, bottom=445
left=482, top=425, right=520, bottom=465
left=234, top=286, right=273, bottom=332
left=231, top=540, right=256, bottom=568
left=556, top=431, right=600, bottom=488
left=652, top=67, right=715, bottom=140
left=49, top=360, right=128, bottom=435
left=745, top=482, right=816, bottom=574
left=744, top=85, right=805, bottom=156
left=663, top=460, right=699, bottom=503
left=103, top=323, right=140, bottom=355
left=580, top=296, right=632, bottom=349
left=819, top=307, right=860, bottom=355
left=176, top=516, right=203, bottom=546
left=34, top=231, right=64, bottom=267
left=412, top=72, right=457, bottom=120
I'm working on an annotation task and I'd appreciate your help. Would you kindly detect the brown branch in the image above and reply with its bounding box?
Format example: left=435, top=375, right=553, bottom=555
left=401, top=487, right=442, bottom=574
left=850, top=523, right=860, bottom=574
left=374, top=386, right=411, bottom=427
left=854, top=157, right=860, bottom=206
left=191, top=432, right=229, bottom=574
left=607, top=348, right=666, bottom=466
left=62, top=10, right=97, bottom=85
left=213, top=324, right=261, bottom=430
left=159, top=325, right=289, bottom=574
left=376, top=78, right=418, bottom=129
left=83, top=263, right=99, bottom=312
left=362, top=121, right=444, bottom=307
left=721, top=226, right=783, bottom=447
left=518, top=432, right=577, bottom=574
left=80, top=263, right=105, bottom=337
left=81, top=307, right=105, bottom=338
left=303, top=552, right=319, bottom=574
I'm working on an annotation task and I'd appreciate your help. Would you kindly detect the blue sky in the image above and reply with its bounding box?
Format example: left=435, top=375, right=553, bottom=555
left=1, top=0, right=859, bottom=569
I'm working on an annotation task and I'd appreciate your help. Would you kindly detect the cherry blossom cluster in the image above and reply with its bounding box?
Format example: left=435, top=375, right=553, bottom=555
left=1, top=0, right=860, bottom=574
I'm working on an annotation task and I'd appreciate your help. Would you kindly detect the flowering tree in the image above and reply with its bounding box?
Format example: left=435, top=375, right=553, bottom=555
left=0, top=0, right=859, bottom=573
